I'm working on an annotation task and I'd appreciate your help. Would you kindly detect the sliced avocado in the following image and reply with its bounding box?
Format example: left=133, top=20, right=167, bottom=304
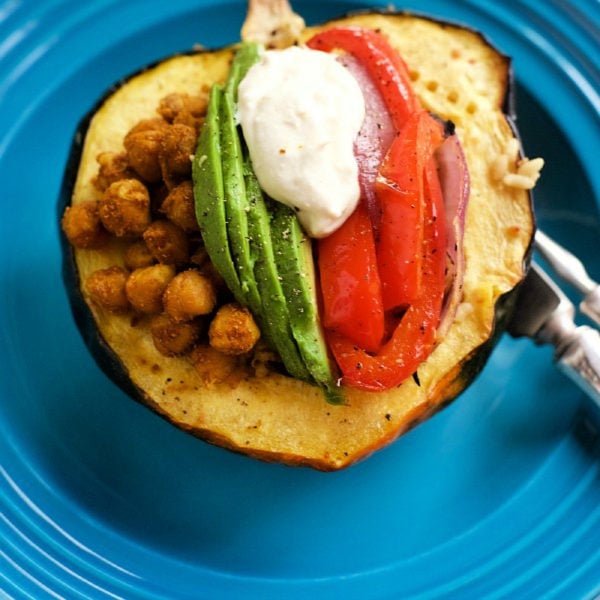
left=220, top=41, right=264, bottom=317
left=243, top=157, right=311, bottom=381
left=193, top=84, right=245, bottom=304
left=194, top=42, right=342, bottom=402
left=270, top=203, right=343, bottom=404
left=193, top=43, right=302, bottom=375
left=194, top=42, right=264, bottom=314
left=219, top=90, right=263, bottom=317
left=224, top=42, right=262, bottom=101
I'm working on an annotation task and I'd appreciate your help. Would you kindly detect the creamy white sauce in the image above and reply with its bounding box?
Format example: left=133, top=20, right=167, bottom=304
left=237, top=45, right=365, bottom=238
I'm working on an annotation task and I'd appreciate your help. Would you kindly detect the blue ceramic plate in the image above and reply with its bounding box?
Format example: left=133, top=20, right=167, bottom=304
left=1, top=1, right=599, bottom=598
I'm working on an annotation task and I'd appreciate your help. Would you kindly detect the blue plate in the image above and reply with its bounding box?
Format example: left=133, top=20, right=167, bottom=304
left=1, top=1, right=599, bottom=598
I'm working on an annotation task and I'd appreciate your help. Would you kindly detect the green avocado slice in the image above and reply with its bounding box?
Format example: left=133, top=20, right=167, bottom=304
left=243, top=158, right=311, bottom=381
left=224, top=41, right=262, bottom=101
left=270, top=204, right=343, bottom=404
left=193, top=42, right=265, bottom=311
left=221, top=42, right=310, bottom=380
left=219, top=91, right=263, bottom=317
left=193, top=43, right=307, bottom=379
left=219, top=41, right=265, bottom=317
left=193, top=84, right=244, bottom=304
left=194, top=42, right=342, bottom=402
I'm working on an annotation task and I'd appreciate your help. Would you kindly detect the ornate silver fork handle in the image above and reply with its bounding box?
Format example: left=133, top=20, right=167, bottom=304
left=535, top=229, right=600, bottom=327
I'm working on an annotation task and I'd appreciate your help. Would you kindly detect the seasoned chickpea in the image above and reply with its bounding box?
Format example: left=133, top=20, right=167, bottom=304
left=98, top=179, right=151, bottom=237
left=251, top=342, right=281, bottom=378
left=188, top=247, right=228, bottom=294
left=159, top=123, right=196, bottom=186
left=185, top=91, right=210, bottom=117
left=173, top=111, right=204, bottom=131
left=190, top=345, right=240, bottom=386
left=157, top=92, right=208, bottom=130
left=150, top=184, right=169, bottom=213
left=94, top=152, right=134, bottom=191
left=85, top=266, right=130, bottom=312
left=157, top=93, right=189, bottom=122
left=143, top=219, right=189, bottom=265
left=125, top=264, right=175, bottom=314
left=124, top=241, right=155, bottom=270
left=160, top=180, right=198, bottom=232
left=190, top=246, right=209, bottom=266
left=200, top=260, right=228, bottom=295
left=157, top=92, right=208, bottom=123
left=123, top=118, right=169, bottom=182
left=163, top=269, right=217, bottom=322
left=61, top=201, right=108, bottom=248
left=150, top=313, right=202, bottom=356
left=208, top=303, right=261, bottom=355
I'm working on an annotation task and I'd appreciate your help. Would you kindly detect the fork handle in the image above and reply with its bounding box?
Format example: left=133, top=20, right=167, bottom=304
left=556, top=325, right=600, bottom=411
left=581, top=287, right=600, bottom=329
left=535, top=230, right=600, bottom=327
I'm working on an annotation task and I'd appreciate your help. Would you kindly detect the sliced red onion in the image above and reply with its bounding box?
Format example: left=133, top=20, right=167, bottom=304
left=435, top=133, right=469, bottom=338
left=339, top=53, right=469, bottom=339
left=339, top=54, right=395, bottom=231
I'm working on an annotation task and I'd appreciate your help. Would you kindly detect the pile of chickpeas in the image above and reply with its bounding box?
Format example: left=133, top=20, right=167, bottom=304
left=62, top=92, right=274, bottom=385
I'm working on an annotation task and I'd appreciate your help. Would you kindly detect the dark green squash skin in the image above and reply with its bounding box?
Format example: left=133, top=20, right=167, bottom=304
left=58, top=9, right=535, bottom=467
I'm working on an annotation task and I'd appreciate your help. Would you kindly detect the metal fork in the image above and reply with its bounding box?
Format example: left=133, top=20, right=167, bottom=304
left=535, top=229, right=600, bottom=327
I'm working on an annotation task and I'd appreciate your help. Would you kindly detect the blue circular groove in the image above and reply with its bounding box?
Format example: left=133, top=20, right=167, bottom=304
left=0, top=1, right=599, bottom=598
left=0, top=467, right=140, bottom=598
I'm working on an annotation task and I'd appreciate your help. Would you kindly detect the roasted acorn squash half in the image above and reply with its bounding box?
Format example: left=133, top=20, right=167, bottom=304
left=60, top=9, right=536, bottom=470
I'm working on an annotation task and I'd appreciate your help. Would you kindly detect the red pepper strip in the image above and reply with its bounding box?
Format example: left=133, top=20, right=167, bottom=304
left=326, top=112, right=447, bottom=391
left=318, top=200, right=385, bottom=353
left=308, top=25, right=420, bottom=353
left=375, top=110, right=441, bottom=310
left=306, top=26, right=419, bottom=131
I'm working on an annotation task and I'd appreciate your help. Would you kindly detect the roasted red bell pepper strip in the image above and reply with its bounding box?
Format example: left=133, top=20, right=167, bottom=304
left=376, top=110, right=445, bottom=310
left=307, top=25, right=418, bottom=353
left=307, top=26, right=419, bottom=130
left=318, top=200, right=384, bottom=353
left=326, top=112, right=447, bottom=391
left=307, top=26, right=448, bottom=389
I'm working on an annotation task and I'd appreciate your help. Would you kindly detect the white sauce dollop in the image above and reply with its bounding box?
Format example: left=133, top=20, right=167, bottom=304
left=237, top=46, right=365, bottom=238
